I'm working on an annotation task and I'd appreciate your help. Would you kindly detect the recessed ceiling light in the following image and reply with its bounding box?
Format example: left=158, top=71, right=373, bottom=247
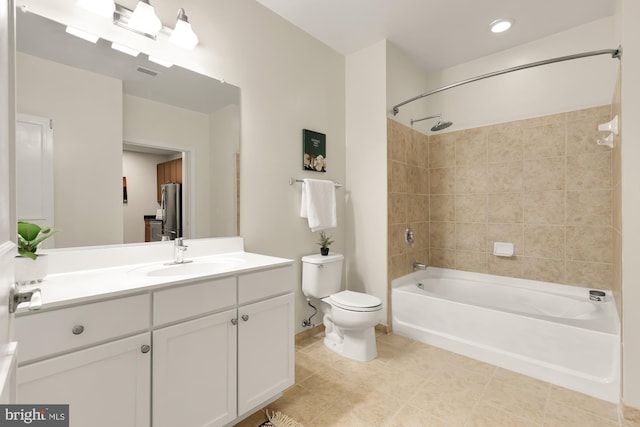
left=65, top=26, right=99, bottom=43
left=490, top=18, right=514, bottom=33
left=111, top=42, right=140, bottom=57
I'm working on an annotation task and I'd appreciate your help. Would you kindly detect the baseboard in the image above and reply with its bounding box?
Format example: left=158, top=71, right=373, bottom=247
left=375, top=323, right=391, bottom=335
left=295, top=324, right=324, bottom=344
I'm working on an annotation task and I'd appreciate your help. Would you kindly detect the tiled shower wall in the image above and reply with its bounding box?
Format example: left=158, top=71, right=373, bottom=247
left=388, top=105, right=615, bottom=291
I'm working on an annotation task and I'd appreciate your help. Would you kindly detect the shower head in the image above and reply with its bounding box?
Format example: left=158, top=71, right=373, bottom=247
left=431, top=119, right=453, bottom=132
left=410, top=113, right=453, bottom=132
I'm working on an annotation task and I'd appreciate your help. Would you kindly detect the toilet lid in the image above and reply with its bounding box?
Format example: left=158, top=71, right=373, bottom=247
left=329, top=290, right=382, bottom=312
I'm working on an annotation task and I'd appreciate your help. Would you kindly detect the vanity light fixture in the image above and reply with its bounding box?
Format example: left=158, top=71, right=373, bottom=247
left=111, top=42, right=140, bottom=57
left=76, top=0, right=115, bottom=17
left=65, top=26, right=99, bottom=43
left=148, top=56, right=173, bottom=68
left=490, top=18, right=514, bottom=33
left=126, top=0, right=162, bottom=37
left=169, top=8, right=199, bottom=49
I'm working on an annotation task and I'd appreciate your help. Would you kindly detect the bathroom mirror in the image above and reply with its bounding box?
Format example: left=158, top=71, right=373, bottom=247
left=15, top=10, right=241, bottom=248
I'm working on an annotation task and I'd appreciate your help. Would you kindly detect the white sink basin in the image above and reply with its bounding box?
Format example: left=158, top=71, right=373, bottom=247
left=131, top=257, right=244, bottom=277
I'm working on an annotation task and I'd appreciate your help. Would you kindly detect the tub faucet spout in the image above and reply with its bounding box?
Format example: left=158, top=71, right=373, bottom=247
left=413, top=261, right=427, bottom=271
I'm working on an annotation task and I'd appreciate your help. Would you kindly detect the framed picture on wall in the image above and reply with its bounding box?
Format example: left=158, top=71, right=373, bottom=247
left=302, top=129, right=327, bottom=172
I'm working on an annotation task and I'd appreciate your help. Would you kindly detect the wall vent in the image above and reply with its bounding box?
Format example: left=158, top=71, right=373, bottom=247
left=136, top=67, right=159, bottom=77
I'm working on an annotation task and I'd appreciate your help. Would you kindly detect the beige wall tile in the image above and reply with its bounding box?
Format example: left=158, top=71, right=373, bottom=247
left=406, top=194, right=429, bottom=223
left=522, top=257, right=565, bottom=283
left=430, top=221, right=456, bottom=249
left=488, top=256, right=523, bottom=278
left=566, top=226, right=612, bottom=262
left=456, top=223, right=487, bottom=252
left=430, top=248, right=456, bottom=268
left=456, top=251, right=488, bottom=273
left=456, top=195, right=487, bottom=223
left=566, top=261, right=612, bottom=289
left=487, top=223, right=523, bottom=256
left=409, top=221, right=429, bottom=250
left=488, top=161, right=523, bottom=193
left=407, top=165, right=429, bottom=195
left=488, top=128, right=523, bottom=164
left=565, top=105, right=611, bottom=122
left=523, top=191, right=565, bottom=225
left=388, top=193, right=407, bottom=224
left=387, top=118, right=407, bottom=163
left=613, top=183, right=622, bottom=232
left=456, top=165, right=488, bottom=194
left=429, top=133, right=456, bottom=168
left=430, top=195, right=455, bottom=221
left=566, top=190, right=611, bottom=226
left=566, top=113, right=612, bottom=155
left=430, top=167, right=455, bottom=195
left=407, top=129, right=429, bottom=167
left=488, top=193, right=523, bottom=223
left=523, top=123, right=566, bottom=160
left=389, top=223, right=408, bottom=256
left=389, top=160, right=407, bottom=193
left=524, top=157, right=566, bottom=191
left=389, top=253, right=411, bottom=281
left=456, top=132, right=487, bottom=167
left=567, top=152, right=611, bottom=191
left=524, top=225, right=565, bottom=258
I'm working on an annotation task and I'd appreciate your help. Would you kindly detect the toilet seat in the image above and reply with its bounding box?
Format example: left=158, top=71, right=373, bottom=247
left=329, top=290, right=382, bottom=312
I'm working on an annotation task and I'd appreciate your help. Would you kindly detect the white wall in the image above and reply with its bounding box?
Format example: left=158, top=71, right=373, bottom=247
left=345, top=40, right=388, bottom=322
left=16, top=52, right=123, bottom=248
left=21, top=0, right=347, bottom=334
left=393, top=17, right=618, bottom=134
left=209, top=104, right=240, bottom=237
left=122, top=151, right=169, bottom=243
left=617, top=0, right=640, bottom=411
left=123, top=94, right=210, bottom=239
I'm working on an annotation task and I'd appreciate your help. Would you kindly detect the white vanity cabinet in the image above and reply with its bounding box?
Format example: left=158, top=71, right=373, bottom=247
left=15, top=294, right=152, bottom=427
left=14, top=261, right=294, bottom=427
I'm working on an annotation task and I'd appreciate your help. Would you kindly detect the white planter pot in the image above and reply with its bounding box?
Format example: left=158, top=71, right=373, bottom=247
left=15, top=254, right=48, bottom=286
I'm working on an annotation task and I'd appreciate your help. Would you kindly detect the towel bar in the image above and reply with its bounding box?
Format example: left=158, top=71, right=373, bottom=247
left=289, top=177, right=343, bottom=188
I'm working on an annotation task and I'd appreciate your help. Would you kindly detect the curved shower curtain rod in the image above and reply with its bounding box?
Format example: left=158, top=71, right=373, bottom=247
left=392, top=46, right=622, bottom=116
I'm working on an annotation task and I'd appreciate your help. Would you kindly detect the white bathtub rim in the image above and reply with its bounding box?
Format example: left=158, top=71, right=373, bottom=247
left=392, top=268, right=619, bottom=334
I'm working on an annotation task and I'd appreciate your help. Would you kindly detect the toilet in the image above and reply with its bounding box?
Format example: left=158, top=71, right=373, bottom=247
left=301, top=253, right=382, bottom=362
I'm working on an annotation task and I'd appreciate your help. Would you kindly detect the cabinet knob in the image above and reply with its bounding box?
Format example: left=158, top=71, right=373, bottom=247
left=141, top=344, right=151, bottom=354
left=72, top=325, right=85, bottom=335
left=241, top=314, right=249, bottom=322
left=230, top=318, right=238, bottom=326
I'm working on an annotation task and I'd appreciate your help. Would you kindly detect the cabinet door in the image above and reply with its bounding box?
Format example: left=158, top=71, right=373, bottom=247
left=238, top=293, right=294, bottom=415
left=153, top=309, right=237, bottom=427
left=17, top=334, right=151, bottom=427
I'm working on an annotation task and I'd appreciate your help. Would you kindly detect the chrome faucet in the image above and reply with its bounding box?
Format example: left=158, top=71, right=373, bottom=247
left=413, top=261, right=427, bottom=271
left=174, top=238, right=189, bottom=264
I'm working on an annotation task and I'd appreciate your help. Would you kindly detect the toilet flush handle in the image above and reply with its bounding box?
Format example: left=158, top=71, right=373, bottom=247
left=241, top=314, right=249, bottom=322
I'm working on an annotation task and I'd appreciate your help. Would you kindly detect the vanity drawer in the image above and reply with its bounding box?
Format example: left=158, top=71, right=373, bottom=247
left=16, top=294, right=151, bottom=364
left=153, top=276, right=236, bottom=326
left=238, top=265, right=294, bottom=304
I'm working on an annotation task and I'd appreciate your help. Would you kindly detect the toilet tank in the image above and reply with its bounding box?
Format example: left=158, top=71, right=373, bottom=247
left=301, top=253, right=344, bottom=299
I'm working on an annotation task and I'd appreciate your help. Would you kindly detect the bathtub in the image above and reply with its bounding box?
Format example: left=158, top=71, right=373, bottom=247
left=391, top=267, right=620, bottom=403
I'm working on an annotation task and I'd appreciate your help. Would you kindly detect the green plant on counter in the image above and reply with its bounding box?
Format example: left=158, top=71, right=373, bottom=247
left=17, top=221, right=59, bottom=260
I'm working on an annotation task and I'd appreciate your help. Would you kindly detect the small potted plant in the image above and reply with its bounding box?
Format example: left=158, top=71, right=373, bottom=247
left=15, top=221, right=59, bottom=285
left=317, top=230, right=334, bottom=256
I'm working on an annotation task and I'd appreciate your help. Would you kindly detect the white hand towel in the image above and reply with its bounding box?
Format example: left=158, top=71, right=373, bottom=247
left=300, top=178, right=336, bottom=231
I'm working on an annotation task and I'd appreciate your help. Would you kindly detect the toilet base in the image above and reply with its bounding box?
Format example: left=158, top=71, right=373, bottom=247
left=324, top=326, right=377, bottom=362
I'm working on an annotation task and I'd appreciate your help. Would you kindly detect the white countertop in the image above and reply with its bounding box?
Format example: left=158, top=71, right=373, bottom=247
left=17, top=251, right=294, bottom=314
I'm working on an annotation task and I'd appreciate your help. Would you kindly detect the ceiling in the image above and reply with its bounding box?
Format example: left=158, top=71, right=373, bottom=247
left=255, top=0, right=616, bottom=73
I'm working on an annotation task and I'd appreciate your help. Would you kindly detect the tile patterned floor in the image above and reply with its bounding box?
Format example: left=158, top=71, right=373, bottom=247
left=236, top=332, right=639, bottom=427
